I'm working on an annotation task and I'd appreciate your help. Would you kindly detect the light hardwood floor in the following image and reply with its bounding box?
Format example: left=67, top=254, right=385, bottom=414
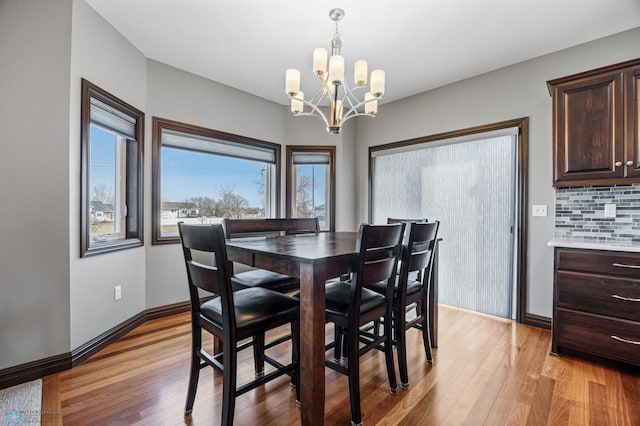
left=41, top=305, right=640, bottom=425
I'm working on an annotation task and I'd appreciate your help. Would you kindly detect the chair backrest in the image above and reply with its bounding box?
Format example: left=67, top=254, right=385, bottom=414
left=178, top=222, right=235, bottom=328
left=387, top=218, right=428, bottom=244
left=387, top=218, right=428, bottom=224
left=222, top=217, right=320, bottom=239
left=399, top=221, right=440, bottom=284
left=350, top=223, right=405, bottom=316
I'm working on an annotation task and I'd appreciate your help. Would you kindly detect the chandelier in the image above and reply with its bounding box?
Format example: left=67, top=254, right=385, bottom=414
left=285, top=8, right=385, bottom=134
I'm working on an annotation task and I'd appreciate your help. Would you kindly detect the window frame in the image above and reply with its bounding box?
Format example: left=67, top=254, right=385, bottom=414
left=152, top=117, right=282, bottom=244
left=80, top=79, right=144, bottom=257
left=285, top=145, right=336, bottom=232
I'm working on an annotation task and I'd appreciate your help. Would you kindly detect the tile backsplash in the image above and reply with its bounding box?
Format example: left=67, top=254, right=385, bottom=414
left=555, top=184, right=640, bottom=244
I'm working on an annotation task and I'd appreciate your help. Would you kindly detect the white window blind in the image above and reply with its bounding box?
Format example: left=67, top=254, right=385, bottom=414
left=90, top=98, right=137, bottom=139
left=292, top=152, right=331, bottom=165
left=162, top=129, right=276, bottom=163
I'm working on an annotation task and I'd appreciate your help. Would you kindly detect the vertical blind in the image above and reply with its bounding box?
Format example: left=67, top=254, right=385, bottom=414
left=372, top=131, right=517, bottom=319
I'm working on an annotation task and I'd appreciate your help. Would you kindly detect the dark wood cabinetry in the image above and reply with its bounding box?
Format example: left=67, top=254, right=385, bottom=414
left=552, top=247, right=640, bottom=366
left=625, top=65, right=640, bottom=178
left=548, top=58, right=640, bottom=187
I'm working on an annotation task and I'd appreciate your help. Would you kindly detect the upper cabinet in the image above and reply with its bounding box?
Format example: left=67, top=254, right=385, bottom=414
left=625, top=65, right=640, bottom=179
left=548, top=58, right=640, bottom=187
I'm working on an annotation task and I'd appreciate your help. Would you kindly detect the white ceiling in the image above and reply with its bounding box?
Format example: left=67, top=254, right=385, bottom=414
left=84, top=0, right=640, bottom=106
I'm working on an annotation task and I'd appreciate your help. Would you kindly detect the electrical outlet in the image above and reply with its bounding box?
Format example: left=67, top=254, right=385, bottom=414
left=604, top=203, right=616, bottom=218
left=532, top=204, right=547, bottom=217
left=114, top=285, right=122, bottom=301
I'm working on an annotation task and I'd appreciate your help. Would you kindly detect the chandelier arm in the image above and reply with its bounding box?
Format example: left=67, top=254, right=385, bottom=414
left=295, top=100, right=330, bottom=127
left=342, top=93, right=379, bottom=121
left=341, top=111, right=375, bottom=125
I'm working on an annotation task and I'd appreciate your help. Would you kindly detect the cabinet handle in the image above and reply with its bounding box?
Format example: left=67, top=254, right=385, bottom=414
left=615, top=161, right=622, bottom=167
left=612, top=294, right=640, bottom=302
left=627, top=160, right=634, bottom=166
left=611, top=335, right=640, bottom=345
left=612, top=262, right=640, bottom=269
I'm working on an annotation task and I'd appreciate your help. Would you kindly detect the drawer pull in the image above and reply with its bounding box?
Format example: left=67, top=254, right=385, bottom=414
left=612, top=262, right=640, bottom=269
left=611, top=335, right=640, bottom=345
left=612, top=294, right=640, bottom=302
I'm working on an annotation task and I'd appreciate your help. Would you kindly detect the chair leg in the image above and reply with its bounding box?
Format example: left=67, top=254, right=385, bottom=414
left=372, top=319, right=381, bottom=338
left=341, top=332, right=349, bottom=362
left=420, top=303, right=433, bottom=364
left=184, top=349, right=200, bottom=416
left=395, top=304, right=410, bottom=388
left=222, top=341, right=237, bottom=426
left=185, top=326, right=202, bottom=416
left=253, top=333, right=265, bottom=378
left=346, top=327, right=362, bottom=426
left=383, top=312, right=398, bottom=394
left=333, top=325, right=343, bottom=362
left=291, top=320, right=301, bottom=404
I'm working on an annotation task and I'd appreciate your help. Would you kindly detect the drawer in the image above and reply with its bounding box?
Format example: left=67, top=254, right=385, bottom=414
left=554, top=309, right=640, bottom=366
left=556, top=248, right=640, bottom=277
left=556, top=271, right=640, bottom=321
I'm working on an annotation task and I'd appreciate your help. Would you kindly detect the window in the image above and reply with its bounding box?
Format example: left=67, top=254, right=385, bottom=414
left=152, top=118, right=281, bottom=244
left=80, top=79, right=144, bottom=257
left=286, top=146, right=335, bottom=231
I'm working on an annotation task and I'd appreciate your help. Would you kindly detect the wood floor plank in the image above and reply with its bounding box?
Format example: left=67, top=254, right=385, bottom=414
left=39, top=305, right=640, bottom=425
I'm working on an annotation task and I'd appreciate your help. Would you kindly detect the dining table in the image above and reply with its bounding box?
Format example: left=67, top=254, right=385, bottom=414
left=225, top=231, right=439, bottom=425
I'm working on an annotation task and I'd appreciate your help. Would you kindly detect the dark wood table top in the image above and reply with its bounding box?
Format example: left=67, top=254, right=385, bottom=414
left=226, top=231, right=358, bottom=264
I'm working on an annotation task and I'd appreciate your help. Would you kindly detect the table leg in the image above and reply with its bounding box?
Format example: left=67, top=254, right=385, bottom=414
left=299, top=262, right=326, bottom=426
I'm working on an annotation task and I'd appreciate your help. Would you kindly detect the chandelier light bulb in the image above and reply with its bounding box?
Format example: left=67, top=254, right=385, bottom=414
left=291, top=91, right=304, bottom=113
left=328, top=55, right=345, bottom=85
left=365, top=92, right=377, bottom=115
left=370, top=70, right=385, bottom=97
left=354, top=60, right=368, bottom=86
left=285, top=69, right=300, bottom=96
left=313, top=48, right=328, bottom=77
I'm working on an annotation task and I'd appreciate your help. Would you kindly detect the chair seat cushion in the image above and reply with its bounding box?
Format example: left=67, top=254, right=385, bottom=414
left=201, top=287, right=299, bottom=332
left=367, top=278, right=423, bottom=296
left=323, top=281, right=386, bottom=317
left=231, top=269, right=300, bottom=293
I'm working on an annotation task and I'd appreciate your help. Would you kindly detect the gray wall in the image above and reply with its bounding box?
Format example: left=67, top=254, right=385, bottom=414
left=0, top=0, right=73, bottom=369
left=354, top=27, right=640, bottom=318
left=68, top=0, right=148, bottom=349
left=144, top=60, right=288, bottom=309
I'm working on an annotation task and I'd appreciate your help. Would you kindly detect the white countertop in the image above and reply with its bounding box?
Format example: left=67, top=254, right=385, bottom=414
left=548, top=239, right=640, bottom=253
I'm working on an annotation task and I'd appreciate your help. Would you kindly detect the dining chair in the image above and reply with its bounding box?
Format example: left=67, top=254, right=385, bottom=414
left=320, top=223, right=405, bottom=426
left=223, top=217, right=320, bottom=293
left=178, top=222, right=300, bottom=426
left=366, top=220, right=440, bottom=388
left=333, top=217, right=428, bottom=362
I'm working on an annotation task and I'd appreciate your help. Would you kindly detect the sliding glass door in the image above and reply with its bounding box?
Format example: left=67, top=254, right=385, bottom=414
left=372, top=132, right=517, bottom=319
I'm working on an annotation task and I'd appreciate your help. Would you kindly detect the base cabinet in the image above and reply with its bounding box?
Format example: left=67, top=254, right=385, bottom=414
left=552, top=248, right=640, bottom=366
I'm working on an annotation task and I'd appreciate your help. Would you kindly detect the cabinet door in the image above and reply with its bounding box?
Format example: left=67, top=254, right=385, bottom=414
left=552, top=71, right=624, bottom=185
left=625, top=66, right=640, bottom=178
